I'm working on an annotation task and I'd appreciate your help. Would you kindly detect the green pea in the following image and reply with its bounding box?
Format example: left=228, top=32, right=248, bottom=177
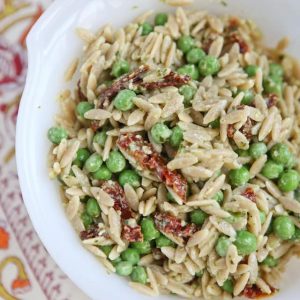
left=273, top=215, right=295, bottom=240
left=156, top=235, right=175, bottom=248
left=278, top=170, right=299, bottom=192
left=76, top=101, right=94, bottom=118
left=177, top=64, right=199, bottom=80
left=195, top=270, right=204, bottom=277
left=131, top=266, right=148, bottom=284
left=100, top=245, right=113, bottom=257
left=286, top=155, right=296, bottom=169
left=226, top=212, right=244, bottom=224
left=209, top=118, right=220, bottom=129
left=155, top=13, right=168, bottom=26
left=106, top=150, right=126, bottom=173
left=177, top=35, right=195, bottom=53
left=47, top=127, right=68, bottom=144
left=115, top=261, right=133, bottom=276
left=236, top=149, right=249, bottom=157
left=121, top=248, right=140, bottom=265
left=261, top=160, right=284, bottom=179
left=103, top=80, right=113, bottom=87
left=266, top=219, right=274, bottom=235
left=228, top=166, right=250, bottom=187
left=241, top=90, right=254, bottom=105
left=234, top=230, right=257, bottom=256
left=215, top=170, right=222, bottom=177
left=262, top=256, right=278, bottom=268
left=74, top=148, right=90, bottom=168
left=249, top=142, right=267, bottom=159
left=167, top=191, right=176, bottom=203
left=84, top=153, right=103, bottom=173
left=131, top=241, right=152, bottom=255
left=111, top=59, right=130, bottom=78
left=111, top=257, right=122, bottom=266
left=86, top=198, right=101, bottom=218
left=76, top=148, right=91, bottom=162
left=141, top=218, right=160, bottom=241
left=295, top=188, right=300, bottom=202
left=198, top=55, right=220, bottom=77
left=213, top=191, right=224, bottom=204
left=291, top=227, right=300, bottom=241
left=93, top=165, right=112, bottom=180
left=151, top=123, right=172, bottom=144
left=113, top=89, right=136, bottom=111
left=93, top=131, right=107, bottom=147
left=170, top=126, right=183, bottom=148
left=215, top=236, right=231, bottom=257
left=178, top=85, right=196, bottom=106
left=245, top=65, right=259, bottom=77
left=81, top=211, right=93, bottom=229
left=72, top=159, right=83, bottom=168
left=270, top=143, right=291, bottom=166
left=141, top=22, right=153, bottom=36
left=186, top=48, right=206, bottom=64
left=80, top=196, right=90, bottom=204
left=263, top=76, right=282, bottom=96
left=221, top=279, right=234, bottom=294
left=259, top=211, right=266, bottom=224
left=269, top=63, right=284, bottom=79
left=119, top=170, right=140, bottom=187
left=190, top=209, right=208, bottom=226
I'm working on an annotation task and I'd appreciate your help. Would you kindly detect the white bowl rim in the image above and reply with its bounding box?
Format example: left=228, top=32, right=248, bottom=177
left=16, top=1, right=300, bottom=299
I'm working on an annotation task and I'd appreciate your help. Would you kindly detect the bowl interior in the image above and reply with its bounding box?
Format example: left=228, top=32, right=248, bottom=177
left=16, top=0, right=300, bottom=299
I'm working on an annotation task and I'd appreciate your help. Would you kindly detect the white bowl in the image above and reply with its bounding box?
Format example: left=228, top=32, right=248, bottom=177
left=16, top=0, right=300, bottom=299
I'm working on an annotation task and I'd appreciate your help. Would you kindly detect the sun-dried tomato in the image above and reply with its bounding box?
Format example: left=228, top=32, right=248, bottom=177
left=101, top=181, right=132, bottom=219
left=154, top=213, right=196, bottom=239
left=241, top=257, right=249, bottom=264
left=241, top=117, right=253, bottom=140
left=96, top=65, right=190, bottom=111
left=122, top=225, right=143, bottom=242
left=228, top=18, right=240, bottom=31
left=227, top=124, right=236, bottom=138
left=202, top=39, right=214, bottom=54
left=227, top=117, right=253, bottom=140
left=98, top=65, right=149, bottom=108
left=140, top=71, right=190, bottom=90
left=90, top=120, right=100, bottom=132
left=237, top=105, right=246, bottom=110
left=80, top=225, right=99, bottom=240
left=152, top=248, right=163, bottom=260
left=243, top=285, right=276, bottom=299
left=77, top=80, right=86, bottom=101
left=241, top=187, right=256, bottom=202
left=266, top=94, right=278, bottom=108
left=229, top=32, right=249, bottom=54
left=117, top=133, right=188, bottom=202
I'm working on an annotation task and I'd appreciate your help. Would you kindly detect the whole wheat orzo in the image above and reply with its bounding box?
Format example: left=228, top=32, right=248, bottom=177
left=48, top=5, right=300, bottom=299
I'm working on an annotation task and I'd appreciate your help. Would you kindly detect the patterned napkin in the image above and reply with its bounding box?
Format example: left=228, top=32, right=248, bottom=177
left=0, top=1, right=89, bottom=299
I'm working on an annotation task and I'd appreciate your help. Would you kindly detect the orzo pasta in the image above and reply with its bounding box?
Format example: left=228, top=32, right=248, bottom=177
left=48, top=5, right=300, bottom=299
